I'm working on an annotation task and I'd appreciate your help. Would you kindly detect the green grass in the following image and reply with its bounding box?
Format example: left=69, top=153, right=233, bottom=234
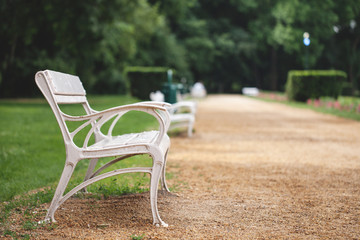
left=1, top=187, right=55, bottom=238
left=131, top=234, right=145, bottom=240
left=0, top=95, right=158, bottom=202
left=1, top=95, right=176, bottom=238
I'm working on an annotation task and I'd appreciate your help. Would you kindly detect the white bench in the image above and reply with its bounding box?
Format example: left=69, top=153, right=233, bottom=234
left=167, top=101, right=196, bottom=137
left=150, top=91, right=196, bottom=137
left=242, top=87, right=259, bottom=96
left=35, top=70, right=171, bottom=227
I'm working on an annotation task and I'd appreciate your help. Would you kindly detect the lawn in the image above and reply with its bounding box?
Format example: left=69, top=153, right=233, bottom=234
left=0, top=95, right=158, bottom=202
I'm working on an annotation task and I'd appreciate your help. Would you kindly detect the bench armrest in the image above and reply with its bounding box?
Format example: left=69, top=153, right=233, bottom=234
left=140, top=101, right=172, bottom=108
left=62, top=103, right=171, bottom=148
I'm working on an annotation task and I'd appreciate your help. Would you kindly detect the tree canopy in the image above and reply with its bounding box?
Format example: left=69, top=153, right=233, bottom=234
left=0, top=0, right=359, bottom=97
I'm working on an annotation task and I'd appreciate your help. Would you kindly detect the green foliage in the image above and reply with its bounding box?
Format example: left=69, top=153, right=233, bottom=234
left=126, top=66, right=169, bottom=100
left=337, top=96, right=360, bottom=108
left=0, top=0, right=359, bottom=96
left=286, top=70, right=347, bottom=101
left=0, top=0, right=185, bottom=97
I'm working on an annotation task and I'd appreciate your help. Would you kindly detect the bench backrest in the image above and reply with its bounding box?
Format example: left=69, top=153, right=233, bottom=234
left=35, top=70, right=94, bottom=145
left=37, top=70, right=87, bottom=104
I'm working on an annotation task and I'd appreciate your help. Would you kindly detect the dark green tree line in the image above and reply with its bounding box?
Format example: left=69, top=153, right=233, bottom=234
left=0, top=0, right=359, bottom=97
left=0, top=0, right=185, bottom=97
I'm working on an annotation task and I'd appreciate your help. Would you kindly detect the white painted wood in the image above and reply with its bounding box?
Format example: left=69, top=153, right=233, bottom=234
left=35, top=70, right=171, bottom=227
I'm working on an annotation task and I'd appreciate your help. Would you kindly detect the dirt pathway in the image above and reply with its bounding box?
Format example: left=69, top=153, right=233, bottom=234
left=14, top=95, right=360, bottom=239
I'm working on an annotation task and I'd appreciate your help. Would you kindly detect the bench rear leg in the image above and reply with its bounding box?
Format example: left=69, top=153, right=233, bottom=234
left=82, top=158, right=98, bottom=192
left=160, top=150, right=170, bottom=192
left=187, top=121, right=194, bottom=137
left=150, top=155, right=168, bottom=227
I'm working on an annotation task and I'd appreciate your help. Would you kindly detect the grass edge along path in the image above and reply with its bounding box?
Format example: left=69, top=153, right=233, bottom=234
left=0, top=95, right=177, bottom=239
left=254, top=92, right=360, bottom=122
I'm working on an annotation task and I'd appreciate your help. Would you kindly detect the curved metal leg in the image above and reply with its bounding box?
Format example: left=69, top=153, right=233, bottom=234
left=82, top=158, right=98, bottom=192
left=150, top=159, right=168, bottom=227
left=187, top=121, right=194, bottom=137
left=160, top=151, right=170, bottom=192
left=45, top=162, right=76, bottom=222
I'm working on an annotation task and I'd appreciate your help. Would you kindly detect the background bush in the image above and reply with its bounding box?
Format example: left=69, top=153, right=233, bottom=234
left=286, top=70, right=347, bottom=102
left=126, top=66, right=170, bottom=100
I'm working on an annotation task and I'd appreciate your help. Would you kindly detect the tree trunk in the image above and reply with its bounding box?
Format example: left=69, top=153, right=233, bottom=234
left=269, top=47, right=278, bottom=91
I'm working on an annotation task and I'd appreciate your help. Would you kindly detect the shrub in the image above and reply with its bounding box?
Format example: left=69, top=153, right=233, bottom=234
left=125, top=66, right=171, bottom=100
left=286, top=70, right=347, bottom=102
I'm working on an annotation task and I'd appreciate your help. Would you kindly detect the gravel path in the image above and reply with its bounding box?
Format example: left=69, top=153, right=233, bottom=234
left=12, top=95, right=360, bottom=239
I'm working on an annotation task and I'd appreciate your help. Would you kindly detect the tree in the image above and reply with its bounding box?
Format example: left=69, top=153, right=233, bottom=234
left=322, top=0, right=360, bottom=93
left=0, top=0, right=188, bottom=97
left=1, top=0, right=359, bottom=96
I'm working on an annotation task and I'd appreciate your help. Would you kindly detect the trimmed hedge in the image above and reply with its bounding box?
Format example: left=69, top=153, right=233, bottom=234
left=286, top=70, right=347, bottom=102
left=125, top=66, right=171, bottom=100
